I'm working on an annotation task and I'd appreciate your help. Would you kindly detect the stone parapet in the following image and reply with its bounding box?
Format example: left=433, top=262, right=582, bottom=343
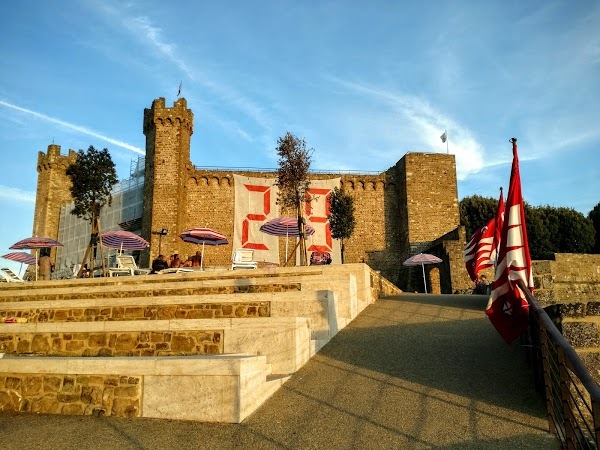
left=0, top=372, right=141, bottom=417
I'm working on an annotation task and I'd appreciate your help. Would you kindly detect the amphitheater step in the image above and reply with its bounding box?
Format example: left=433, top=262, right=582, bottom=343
left=0, top=317, right=311, bottom=375
left=0, top=354, right=280, bottom=423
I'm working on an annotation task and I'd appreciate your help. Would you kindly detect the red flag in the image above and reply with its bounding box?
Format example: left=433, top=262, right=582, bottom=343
left=491, top=188, right=505, bottom=267
left=486, top=138, right=534, bottom=344
left=463, top=189, right=505, bottom=282
left=463, top=217, right=496, bottom=282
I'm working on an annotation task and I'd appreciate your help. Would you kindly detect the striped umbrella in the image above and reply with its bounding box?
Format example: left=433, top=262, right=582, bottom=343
left=1, top=252, right=37, bottom=278
left=10, top=236, right=63, bottom=281
left=179, top=227, right=229, bottom=270
left=259, top=217, right=315, bottom=264
left=259, top=217, right=315, bottom=238
left=101, top=231, right=149, bottom=253
left=1, top=252, right=37, bottom=266
left=403, top=253, right=443, bottom=294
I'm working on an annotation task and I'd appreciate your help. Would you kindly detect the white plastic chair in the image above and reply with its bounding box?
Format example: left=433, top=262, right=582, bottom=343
left=112, top=255, right=151, bottom=276
left=1, top=268, right=25, bottom=282
left=231, top=249, right=258, bottom=270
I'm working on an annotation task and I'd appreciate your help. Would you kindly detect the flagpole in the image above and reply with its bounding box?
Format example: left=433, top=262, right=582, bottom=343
left=440, top=130, right=448, bottom=154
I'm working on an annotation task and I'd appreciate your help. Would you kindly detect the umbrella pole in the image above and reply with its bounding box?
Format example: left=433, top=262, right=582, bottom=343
left=422, top=263, right=427, bottom=294
left=201, top=242, right=205, bottom=271
left=36, top=249, right=39, bottom=281
left=285, top=229, right=289, bottom=265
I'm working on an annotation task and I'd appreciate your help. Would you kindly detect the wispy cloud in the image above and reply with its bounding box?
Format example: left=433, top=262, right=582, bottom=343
left=0, top=100, right=144, bottom=155
left=0, top=185, right=35, bottom=203
left=324, top=77, right=486, bottom=180
left=91, top=3, right=273, bottom=137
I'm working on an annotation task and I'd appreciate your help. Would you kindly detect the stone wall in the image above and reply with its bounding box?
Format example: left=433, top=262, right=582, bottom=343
left=532, top=254, right=600, bottom=383
left=0, top=330, right=223, bottom=357
left=0, top=302, right=270, bottom=322
left=0, top=373, right=141, bottom=417
left=0, top=283, right=301, bottom=303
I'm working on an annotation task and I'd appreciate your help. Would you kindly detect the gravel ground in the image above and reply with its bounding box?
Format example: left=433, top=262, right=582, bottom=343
left=0, top=294, right=559, bottom=450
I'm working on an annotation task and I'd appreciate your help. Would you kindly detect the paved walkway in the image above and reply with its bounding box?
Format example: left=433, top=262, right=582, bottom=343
left=0, top=294, right=558, bottom=449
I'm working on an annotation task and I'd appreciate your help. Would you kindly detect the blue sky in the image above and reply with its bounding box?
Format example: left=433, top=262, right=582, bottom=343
left=1, top=1, right=599, bottom=274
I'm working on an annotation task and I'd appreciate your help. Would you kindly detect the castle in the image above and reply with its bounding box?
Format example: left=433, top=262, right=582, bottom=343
left=33, top=97, right=471, bottom=293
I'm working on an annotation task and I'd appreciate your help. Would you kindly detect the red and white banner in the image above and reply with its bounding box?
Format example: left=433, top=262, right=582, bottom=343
left=302, top=178, right=341, bottom=264
left=463, top=189, right=505, bottom=282
left=486, top=140, right=534, bottom=344
left=233, top=175, right=279, bottom=263
left=464, top=217, right=496, bottom=282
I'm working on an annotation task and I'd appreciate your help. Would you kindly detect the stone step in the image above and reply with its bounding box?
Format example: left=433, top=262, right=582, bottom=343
left=0, top=354, right=282, bottom=423
left=0, top=317, right=311, bottom=375
left=0, top=290, right=343, bottom=340
left=0, top=266, right=327, bottom=293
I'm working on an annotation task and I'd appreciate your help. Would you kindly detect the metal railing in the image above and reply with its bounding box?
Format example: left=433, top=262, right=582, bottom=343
left=520, top=280, right=600, bottom=449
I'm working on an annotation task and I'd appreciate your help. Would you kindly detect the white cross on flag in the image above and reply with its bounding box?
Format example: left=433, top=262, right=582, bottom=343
left=486, top=139, right=534, bottom=344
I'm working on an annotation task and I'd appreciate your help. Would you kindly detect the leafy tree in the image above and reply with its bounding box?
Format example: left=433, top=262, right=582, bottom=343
left=525, top=204, right=553, bottom=260
left=274, top=132, right=313, bottom=265
left=66, top=146, right=118, bottom=275
left=461, top=195, right=595, bottom=259
left=459, top=195, right=497, bottom=238
left=328, top=187, right=356, bottom=264
left=589, top=202, right=600, bottom=253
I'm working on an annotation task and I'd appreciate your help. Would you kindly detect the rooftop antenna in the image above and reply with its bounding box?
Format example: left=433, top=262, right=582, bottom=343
left=177, top=81, right=182, bottom=98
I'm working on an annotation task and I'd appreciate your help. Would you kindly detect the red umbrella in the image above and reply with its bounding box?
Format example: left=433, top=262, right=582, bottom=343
left=10, top=236, right=63, bottom=281
left=259, top=217, right=316, bottom=238
left=403, top=253, right=443, bottom=294
left=259, top=217, right=315, bottom=264
left=101, top=231, right=149, bottom=252
left=179, top=227, right=228, bottom=270
left=10, top=236, right=63, bottom=250
left=1, top=252, right=37, bottom=278
left=1, top=252, right=37, bottom=266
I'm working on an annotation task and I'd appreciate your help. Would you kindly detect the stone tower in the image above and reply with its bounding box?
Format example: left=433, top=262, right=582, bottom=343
left=142, top=97, right=194, bottom=264
left=395, top=152, right=460, bottom=253
left=33, top=144, right=77, bottom=242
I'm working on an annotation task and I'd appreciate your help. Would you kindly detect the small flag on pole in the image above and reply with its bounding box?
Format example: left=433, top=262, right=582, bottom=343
left=440, top=131, right=447, bottom=143
left=177, top=81, right=182, bottom=98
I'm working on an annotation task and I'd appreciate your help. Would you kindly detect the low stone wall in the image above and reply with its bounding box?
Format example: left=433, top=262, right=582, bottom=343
left=0, top=330, right=223, bottom=356
left=0, top=283, right=301, bottom=303
left=0, top=373, right=141, bottom=417
left=0, top=302, right=270, bottom=323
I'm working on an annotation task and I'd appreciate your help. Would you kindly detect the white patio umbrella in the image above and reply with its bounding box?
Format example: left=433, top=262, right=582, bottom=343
left=403, top=253, right=443, bottom=294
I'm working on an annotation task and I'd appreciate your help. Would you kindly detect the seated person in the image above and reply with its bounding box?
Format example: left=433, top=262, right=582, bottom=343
left=151, top=254, right=169, bottom=273
left=183, top=251, right=203, bottom=268
left=474, top=274, right=491, bottom=295
left=170, top=253, right=182, bottom=268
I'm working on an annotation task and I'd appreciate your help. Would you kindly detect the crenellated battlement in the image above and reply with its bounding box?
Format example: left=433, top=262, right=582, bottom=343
left=143, top=97, right=193, bottom=135
left=37, top=144, right=77, bottom=173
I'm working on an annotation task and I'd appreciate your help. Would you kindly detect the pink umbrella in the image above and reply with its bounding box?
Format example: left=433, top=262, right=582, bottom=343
left=1, top=252, right=37, bottom=278
left=10, top=236, right=63, bottom=281
left=101, top=231, right=149, bottom=253
left=403, top=253, right=443, bottom=294
left=259, top=217, right=315, bottom=264
left=179, top=227, right=228, bottom=270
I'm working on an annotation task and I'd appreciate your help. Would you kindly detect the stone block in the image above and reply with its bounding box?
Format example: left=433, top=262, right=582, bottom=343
left=23, top=376, right=43, bottom=396
left=111, top=397, right=140, bottom=418
left=563, top=322, right=600, bottom=348
left=31, top=395, right=61, bottom=414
